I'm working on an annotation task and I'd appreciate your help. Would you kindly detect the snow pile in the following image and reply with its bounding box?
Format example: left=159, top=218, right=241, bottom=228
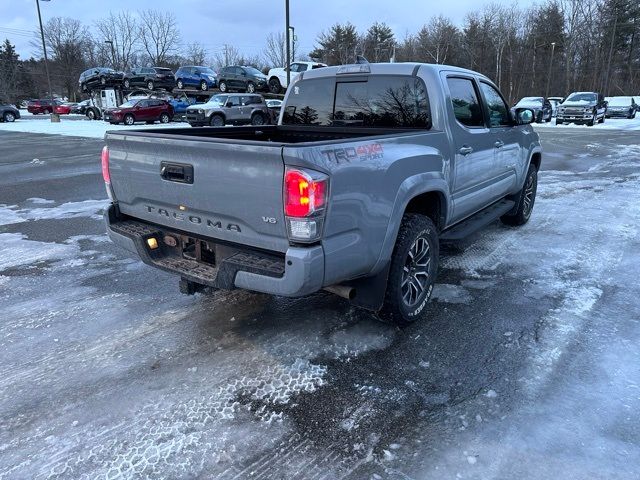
left=0, top=199, right=106, bottom=226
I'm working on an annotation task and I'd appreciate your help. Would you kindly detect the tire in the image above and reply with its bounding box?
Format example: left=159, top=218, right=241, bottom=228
left=268, top=77, right=282, bottom=94
left=219, top=81, right=228, bottom=93
left=81, top=83, right=87, bottom=92
left=100, top=76, right=106, bottom=85
left=124, top=114, right=135, bottom=126
left=159, top=112, right=170, bottom=124
left=146, top=80, right=154, bottom=90
left=209, top=114, right=224, bottom=127
left=124, top=79, right=130, bottom=89
left=246, top=82, right=256, bottom=93
left=3, top=112, right=16, bottom=123
left=200, top=80, right=208, bottom=91
left=177, top=79, right=184, bottom=89
left=86, top=109, right=96, bottom=120
left=45, top=108, right=52, bottom=114
left=587, top=111, right=596, bottom=126
left=501, top=164, right=538, bottom=226
left=379, top=214, right=439, bottom=326
left=250, top=112, right=265, bottom=126
left=599, top=114, right=604, bottom=124
left=536, top=111, right=543, bottom=123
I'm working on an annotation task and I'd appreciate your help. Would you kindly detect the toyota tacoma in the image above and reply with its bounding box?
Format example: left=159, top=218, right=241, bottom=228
left=102, top=61, right=541, bottom=324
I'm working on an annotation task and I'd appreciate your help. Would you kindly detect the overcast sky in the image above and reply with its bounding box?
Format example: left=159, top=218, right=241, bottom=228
left=2, top=0, right=538, bottom=60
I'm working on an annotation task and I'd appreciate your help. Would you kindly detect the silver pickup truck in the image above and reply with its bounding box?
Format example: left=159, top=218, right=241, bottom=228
left=102, top=62, right=541, bottom=325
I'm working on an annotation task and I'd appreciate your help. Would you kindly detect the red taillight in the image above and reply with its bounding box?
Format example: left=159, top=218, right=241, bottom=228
left=285, top=169, right=327, bottom=217
left=101, top=146, right=110, bottom=183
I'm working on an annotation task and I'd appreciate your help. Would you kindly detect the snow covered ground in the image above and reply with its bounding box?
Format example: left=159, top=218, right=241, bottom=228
left=1, top=129, right=639, bottom=479
left=0, top=116, right=184, bottom=139
left=533, top=115, right=640, bottom=131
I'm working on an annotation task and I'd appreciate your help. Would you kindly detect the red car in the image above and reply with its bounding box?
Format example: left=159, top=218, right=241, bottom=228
left=54, top=103, right=72, bottom=115
left=27, top=99, right=58, bottom=114
left=103, top=98, right=174, bottom=126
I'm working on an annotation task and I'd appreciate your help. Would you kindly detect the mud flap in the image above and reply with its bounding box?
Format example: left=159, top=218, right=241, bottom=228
left=346, top=262, right=391, bottom=311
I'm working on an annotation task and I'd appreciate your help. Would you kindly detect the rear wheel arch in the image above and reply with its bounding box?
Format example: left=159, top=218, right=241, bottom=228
left=403, top=190, right=447, bottom=232
left=529, top=152, right=541, bottom=171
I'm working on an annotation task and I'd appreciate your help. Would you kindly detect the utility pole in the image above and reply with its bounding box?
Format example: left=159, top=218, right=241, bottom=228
left=35, top=0, right=59, bottom=122
left=285, top=0, right=290, bottom=86
left=545, top=42, right=556, bottom=98
left=105, top=40, right=116, bottom=69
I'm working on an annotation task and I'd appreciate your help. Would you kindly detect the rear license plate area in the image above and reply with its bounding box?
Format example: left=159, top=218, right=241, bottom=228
left=180, top=237, right=216, bottom=266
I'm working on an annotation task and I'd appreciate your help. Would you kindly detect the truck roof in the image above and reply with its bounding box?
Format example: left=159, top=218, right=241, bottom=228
left=299, top=62, right=489, bottom=82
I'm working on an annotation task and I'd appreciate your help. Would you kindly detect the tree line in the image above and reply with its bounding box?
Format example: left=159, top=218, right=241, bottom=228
left=1, top=0, right=639, bottom=104
left=311, top=0, right=639, bottom=102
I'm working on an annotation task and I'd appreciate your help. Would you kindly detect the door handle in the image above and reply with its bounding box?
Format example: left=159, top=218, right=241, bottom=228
left=494, top=140, right=504, bottom=148
left=459, top=146, right=474, bottom=155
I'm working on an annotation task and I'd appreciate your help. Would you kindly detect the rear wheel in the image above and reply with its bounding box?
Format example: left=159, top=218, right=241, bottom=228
left=379, top=214, right=439, bottom=326
left=501, top=164, right=538, bottom=226
left=268, top=77, right=282, bottom=94
left=147, top=80, right=154, bottom=90
left=100, top=76, right=106, bottom=85
left=177, top=79, right=184, bottom=89
left=159, top=112, right=170, bottom=124
left=200, top=80, right=208, bottom=91
left=3, top=112, right=16, bottom=122
left=209, top=114, right=224, bottom=127
left=124, top=79, right=131, bottom=89
left=219, top=81, right=228, bottom=93
left=124, top=114, right=135, bottom=126
left=250, top=112, right=265, bottom=126
left=246, top=82, right=256, bottom=93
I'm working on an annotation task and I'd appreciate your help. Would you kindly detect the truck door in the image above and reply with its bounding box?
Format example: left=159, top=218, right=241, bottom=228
left=224, top=96, right=242, bottom=123
left=477, top=81, right=519, bottom=198
left=443, top=75, right=500, bottom=223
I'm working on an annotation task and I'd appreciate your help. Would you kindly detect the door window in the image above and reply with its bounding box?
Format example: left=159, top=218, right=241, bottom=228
left=446, top=77, right=485, bottom=128
left=226, top=97, right=241, bottom=107
left=297, top=63, right=309, bottom=72
left=479, top=82, right=511, bottom=127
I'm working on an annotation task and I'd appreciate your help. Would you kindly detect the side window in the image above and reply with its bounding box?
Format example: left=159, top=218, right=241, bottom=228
left=289, top=64, right=299, bottom=73
left=447, top=77, right=484, bottom=128
left=297, top=63, right=308, bottom=72
left=479, top=82, right=511, bottom=127
left=226, top=96, right=241, bottom=107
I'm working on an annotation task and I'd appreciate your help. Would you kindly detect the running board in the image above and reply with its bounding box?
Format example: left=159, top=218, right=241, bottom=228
left=440, top=199, right=515, bottom=241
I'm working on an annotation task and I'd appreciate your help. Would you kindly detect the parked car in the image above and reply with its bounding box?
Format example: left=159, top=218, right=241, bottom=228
left=0, top=104, right=20, bottom=122
left=102, top=61, right=541, bottom=325
left=102, top=98, right=173, bottom=126
left=547, top=96, right=564, bottom=117
left=123, top=67, right=175, bottom=91
left=53, top=102, right=73, bottom=115
left=556, top=91, right=607, bottom=126
left=79, top=67, right=125, bottom=92
left=217, top=66, right=268, bottom=93
left=513, top=97, right=552, bottom=123
left=27, top=99, right=59, bottom=114
left=267, top=61, right=327, bottom=94
left=604, top=96, right=637, bottom=119
left=174, top=66, right=217, bottom=91
left=185, top=93, right=270, bottom=126
left=71, top=99, right=92, bottom=115
left=266, top=99, right=282, bottom=123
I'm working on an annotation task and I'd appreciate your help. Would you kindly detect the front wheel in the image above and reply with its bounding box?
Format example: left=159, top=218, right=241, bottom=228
left=124, top=79, right=130, bottom=89
left=147, top=80, right=154, bottom=90
left=379, top=214, right=439, bottom=326
left=268, top=78, right=282, bottom=94
left=200, top=80, right=208, bottom=91
left=177, top=79, right=184, bottom=89
left=246, top=82, right=256, bottom=93
left=250, top=112, right=265, bottom=125
left=209, top=114, right=225, bottom=127
left=219, top=81, right=228, bottom=93
left=501, top=164, right=538, bottom=226
left=159, top=112, right=170, bottom=124
left=3, top=112, right=16, bottom=122
left=124, top=114, right=135, bottom=126
left=86, top=109, right=96, bottom=120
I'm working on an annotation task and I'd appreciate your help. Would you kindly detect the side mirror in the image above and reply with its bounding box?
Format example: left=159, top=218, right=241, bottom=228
left=513, top=108, right=534, bottom=125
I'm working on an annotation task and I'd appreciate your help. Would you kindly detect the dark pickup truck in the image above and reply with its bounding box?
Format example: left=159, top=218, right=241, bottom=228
left=102, top=62, right=541, bottom=324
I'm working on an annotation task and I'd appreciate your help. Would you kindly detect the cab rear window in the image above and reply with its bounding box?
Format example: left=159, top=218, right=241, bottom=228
left=283, top=75, right=431, bottom=129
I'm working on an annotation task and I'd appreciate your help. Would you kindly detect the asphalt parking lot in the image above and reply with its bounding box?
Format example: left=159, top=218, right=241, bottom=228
left=1, top=128, right=639, bottom=479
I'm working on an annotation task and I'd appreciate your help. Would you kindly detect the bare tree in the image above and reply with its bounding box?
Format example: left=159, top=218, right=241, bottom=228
left=95, top=11, right=139, bottom=71
left=184, top=41, right=207, bottom=65
left=262, top=32, right=297, bottom=68
left=139, top=10, right=180, bottom=66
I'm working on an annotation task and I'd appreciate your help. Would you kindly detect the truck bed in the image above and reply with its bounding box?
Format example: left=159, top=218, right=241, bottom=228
left=111, top=125, right=418, bottom=145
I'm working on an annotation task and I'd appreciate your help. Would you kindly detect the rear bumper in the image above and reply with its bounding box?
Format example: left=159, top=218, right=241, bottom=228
left=105, top=204, right=324, bottom=297
left=606, top=110, right=632, bottom=118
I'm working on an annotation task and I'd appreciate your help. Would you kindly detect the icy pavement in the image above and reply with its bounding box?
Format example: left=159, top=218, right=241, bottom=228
left=0, top=130, right=639, bottom=479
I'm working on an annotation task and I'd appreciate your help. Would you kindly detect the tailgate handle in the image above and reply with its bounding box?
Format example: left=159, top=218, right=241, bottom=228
left=160, top=162, right=193, bottom=184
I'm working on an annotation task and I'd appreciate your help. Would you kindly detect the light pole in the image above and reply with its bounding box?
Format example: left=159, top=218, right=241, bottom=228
left=545, top=41, right=556, bottom=98
left=285, top=0, right=290, bottom=87
left=35, top=0, right=59, bottom=122
left=105, top=40, right=116, bottom=69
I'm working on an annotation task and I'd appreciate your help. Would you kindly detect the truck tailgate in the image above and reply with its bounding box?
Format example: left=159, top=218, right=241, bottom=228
left=105, top=132, right=289, bottom=253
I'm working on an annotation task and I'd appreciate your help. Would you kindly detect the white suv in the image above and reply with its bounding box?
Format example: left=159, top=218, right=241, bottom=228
left=267, top=61, right=327, bottom=94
